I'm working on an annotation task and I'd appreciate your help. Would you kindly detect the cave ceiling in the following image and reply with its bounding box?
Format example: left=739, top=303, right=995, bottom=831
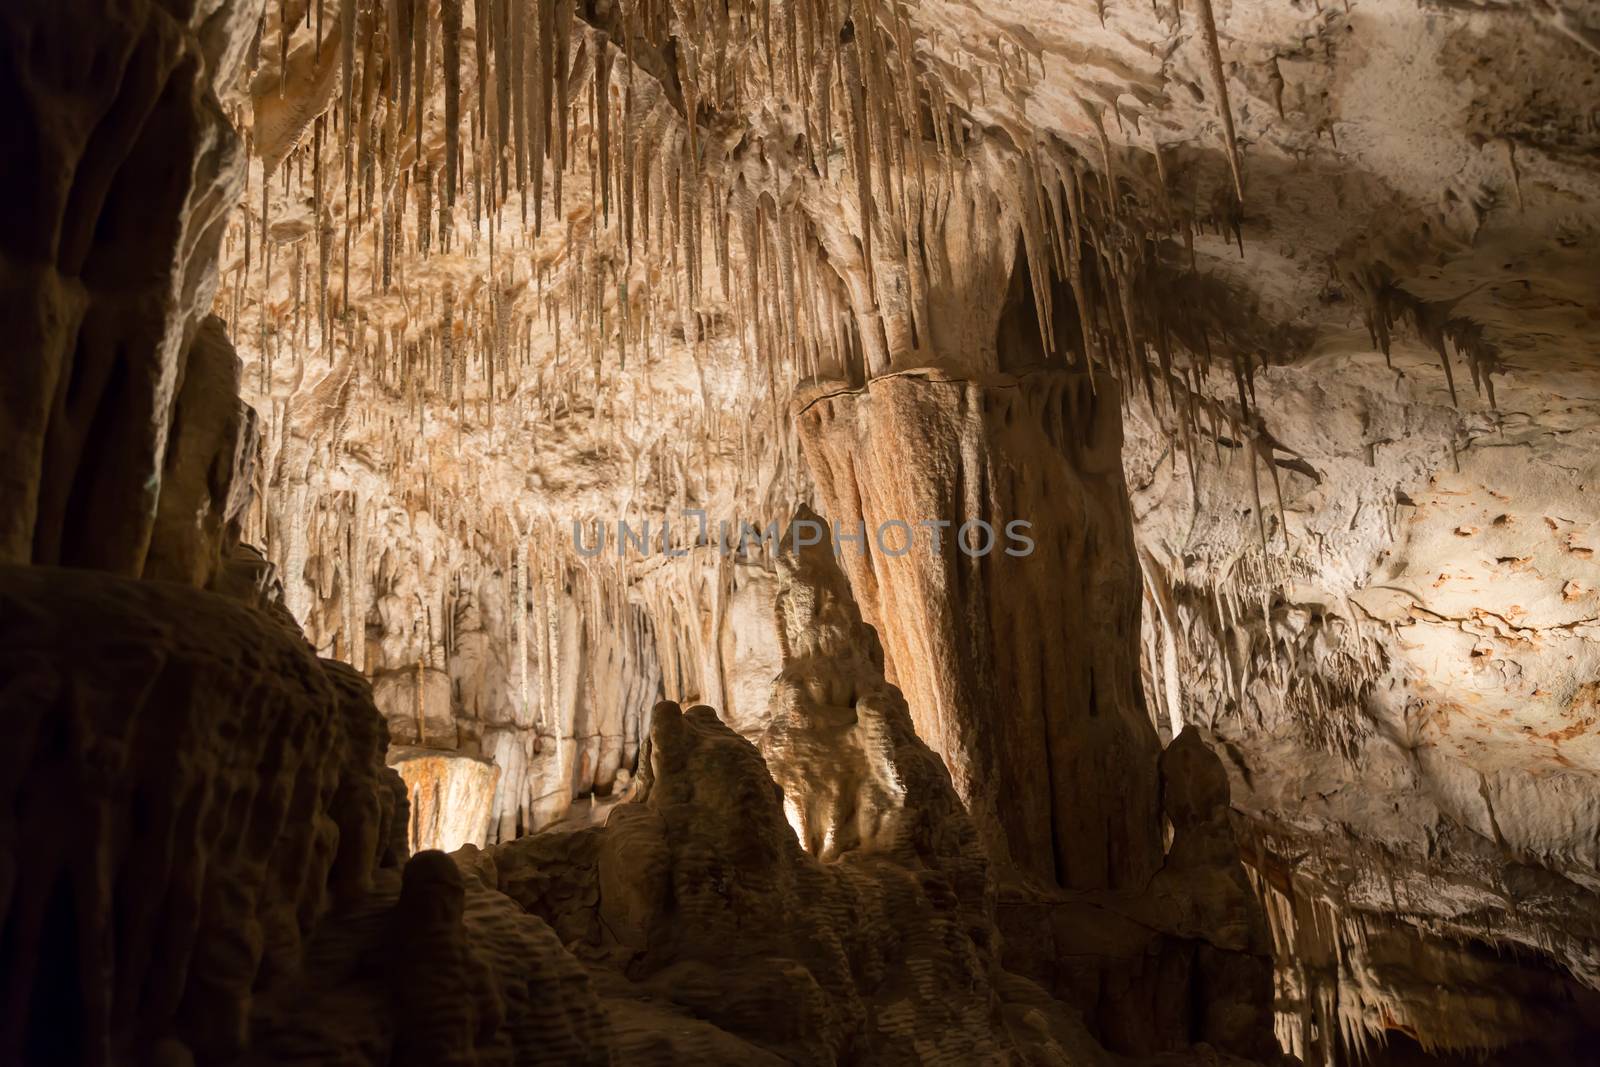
left=3, top=0, right=1583, bottom=1057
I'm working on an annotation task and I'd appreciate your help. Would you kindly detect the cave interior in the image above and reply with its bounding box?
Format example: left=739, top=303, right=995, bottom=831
left=2, top=0, right=1600, bottom=1063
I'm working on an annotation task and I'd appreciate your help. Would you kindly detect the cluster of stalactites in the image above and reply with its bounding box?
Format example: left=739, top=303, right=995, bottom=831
left=1139, top=543, right=1390, bottom=759
left=240, top=470, right=678, bottom=730
left=215, top=0, right=1009, bottom=410
left=1242, top=843, right=1550, bottom=1067
left=219, top=0, right=1388, bottom=492
left=221, top=0, right=1298, bottom=418
left=1340, top=259, right=1501, bottom=409
left=1004, top=139, right=1295, bottom=532
left=219, top=1, right=1513, bottom=698
left=222, top=0, right=1504, bottom=478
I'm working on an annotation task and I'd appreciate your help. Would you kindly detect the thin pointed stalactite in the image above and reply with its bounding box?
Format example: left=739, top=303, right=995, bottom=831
left=197, top=7, right=1521, bottom=871
left=1195, top=0, right=1244, bottom=204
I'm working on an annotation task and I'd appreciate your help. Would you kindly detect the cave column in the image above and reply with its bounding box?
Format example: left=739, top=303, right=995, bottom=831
left=796, top=369, right=1162, bottom=889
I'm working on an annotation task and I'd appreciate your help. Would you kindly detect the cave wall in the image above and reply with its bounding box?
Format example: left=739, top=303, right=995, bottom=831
left=6, top=0, right=1600, bottom=1060
left=0, top=564, right=406, bottom=1062
left=0, top=0, right=255, bottom=579
left=257, top=465, right=665, bottom=843
left=1124, top=319, right=1600, bottom=1055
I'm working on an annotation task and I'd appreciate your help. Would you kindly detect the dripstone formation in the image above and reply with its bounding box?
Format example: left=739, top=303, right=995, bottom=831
left=3, top=0, right=1599, bottom=1061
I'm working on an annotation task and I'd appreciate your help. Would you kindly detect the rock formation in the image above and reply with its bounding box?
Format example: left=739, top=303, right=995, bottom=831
left=799, top=370, right=1161, bottom=890
left=0, top=564, right=405, bottom=1064
left=3, top=0, right=1600, bottom=1061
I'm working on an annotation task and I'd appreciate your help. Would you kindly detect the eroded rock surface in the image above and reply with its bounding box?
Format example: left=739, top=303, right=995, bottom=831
left=0, top=565, right=404, bottom=1063
left=482, top=528, right=1277, bottom=1062
left=7, top=0, right=1600, bottom=1058
left=0, top=0, right=250, bottom=574
left=1124, top=262, right=1600, bottom=1056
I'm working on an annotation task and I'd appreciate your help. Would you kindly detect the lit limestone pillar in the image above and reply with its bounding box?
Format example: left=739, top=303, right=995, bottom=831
left=796, top=367, right=1162, bottom=890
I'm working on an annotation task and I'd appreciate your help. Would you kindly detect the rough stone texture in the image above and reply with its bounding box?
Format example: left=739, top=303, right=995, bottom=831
left=0, top=564, right=402, bottom=1064
left=756, top=510, right=994, bottom=894
left=197, top=3, right=1600, bottom=1051
left=0, top=570, right=668, bottom=1067
left=373, top=666, right=459, bottom=749
left=1123, top=259, right=1600, bottom=1055
left=0, top=533, right=1272, bottom=1065
left=0, top=0, right=253, bottom=574
left=489, top=700, right=1113, bottom=1064
left=484, top=535, right=1277, bottom=1063
left=9, top=0, right=1600, bottom=1058
left=144, top=315, right=260, bottom=587
left=243, top=850, right=617, bottom=1067
left=987, top=725, right=1277, bottom=1061
left=798, top=369, right=1162, bottom=891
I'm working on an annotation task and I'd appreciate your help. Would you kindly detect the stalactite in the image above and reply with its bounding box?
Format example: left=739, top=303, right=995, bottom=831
left=1195, top=0, right=1244, bottom=203
left=544, top=559, right=561, bottom=732
left=595, top=31, right=612, bottom=222
left=443, top=0, right=462, bottom=203
left=393, top=0, right=413, bottom=119
left=554, top=0, right=572, bottom=216
left=414, top=0, right=429, bottom=163
left=513, top=0, right=530, bottom=201
left=201, top=0, right=1401, bottom=875
left=840, top=19, right=875, bottom=296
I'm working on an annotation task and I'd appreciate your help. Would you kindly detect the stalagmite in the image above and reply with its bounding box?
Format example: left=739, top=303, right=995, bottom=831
left=10, top=0, right=1596, bottom=1062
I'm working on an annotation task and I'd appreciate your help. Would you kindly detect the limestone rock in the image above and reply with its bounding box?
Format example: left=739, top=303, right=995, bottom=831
left=144, top=315, right=259, bottom=588
left=0, top=564, right=403, bottom=1063
left=372, top=667, right=458, bottom=749
left=490, top=700, right=1117, bottom=1064
left=389, top=748, right=500, bottom=853
left=8, top=0, right=1600, bottom=1059
left=0, top=0, right=248, bottom=575
left=243, top=851, right=616, bottom=1067
left=798, top=369, right=1163, bottom=891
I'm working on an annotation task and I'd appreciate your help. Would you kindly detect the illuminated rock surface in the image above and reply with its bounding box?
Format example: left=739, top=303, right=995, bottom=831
left=2, top=0, right=1599, bottom=1061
